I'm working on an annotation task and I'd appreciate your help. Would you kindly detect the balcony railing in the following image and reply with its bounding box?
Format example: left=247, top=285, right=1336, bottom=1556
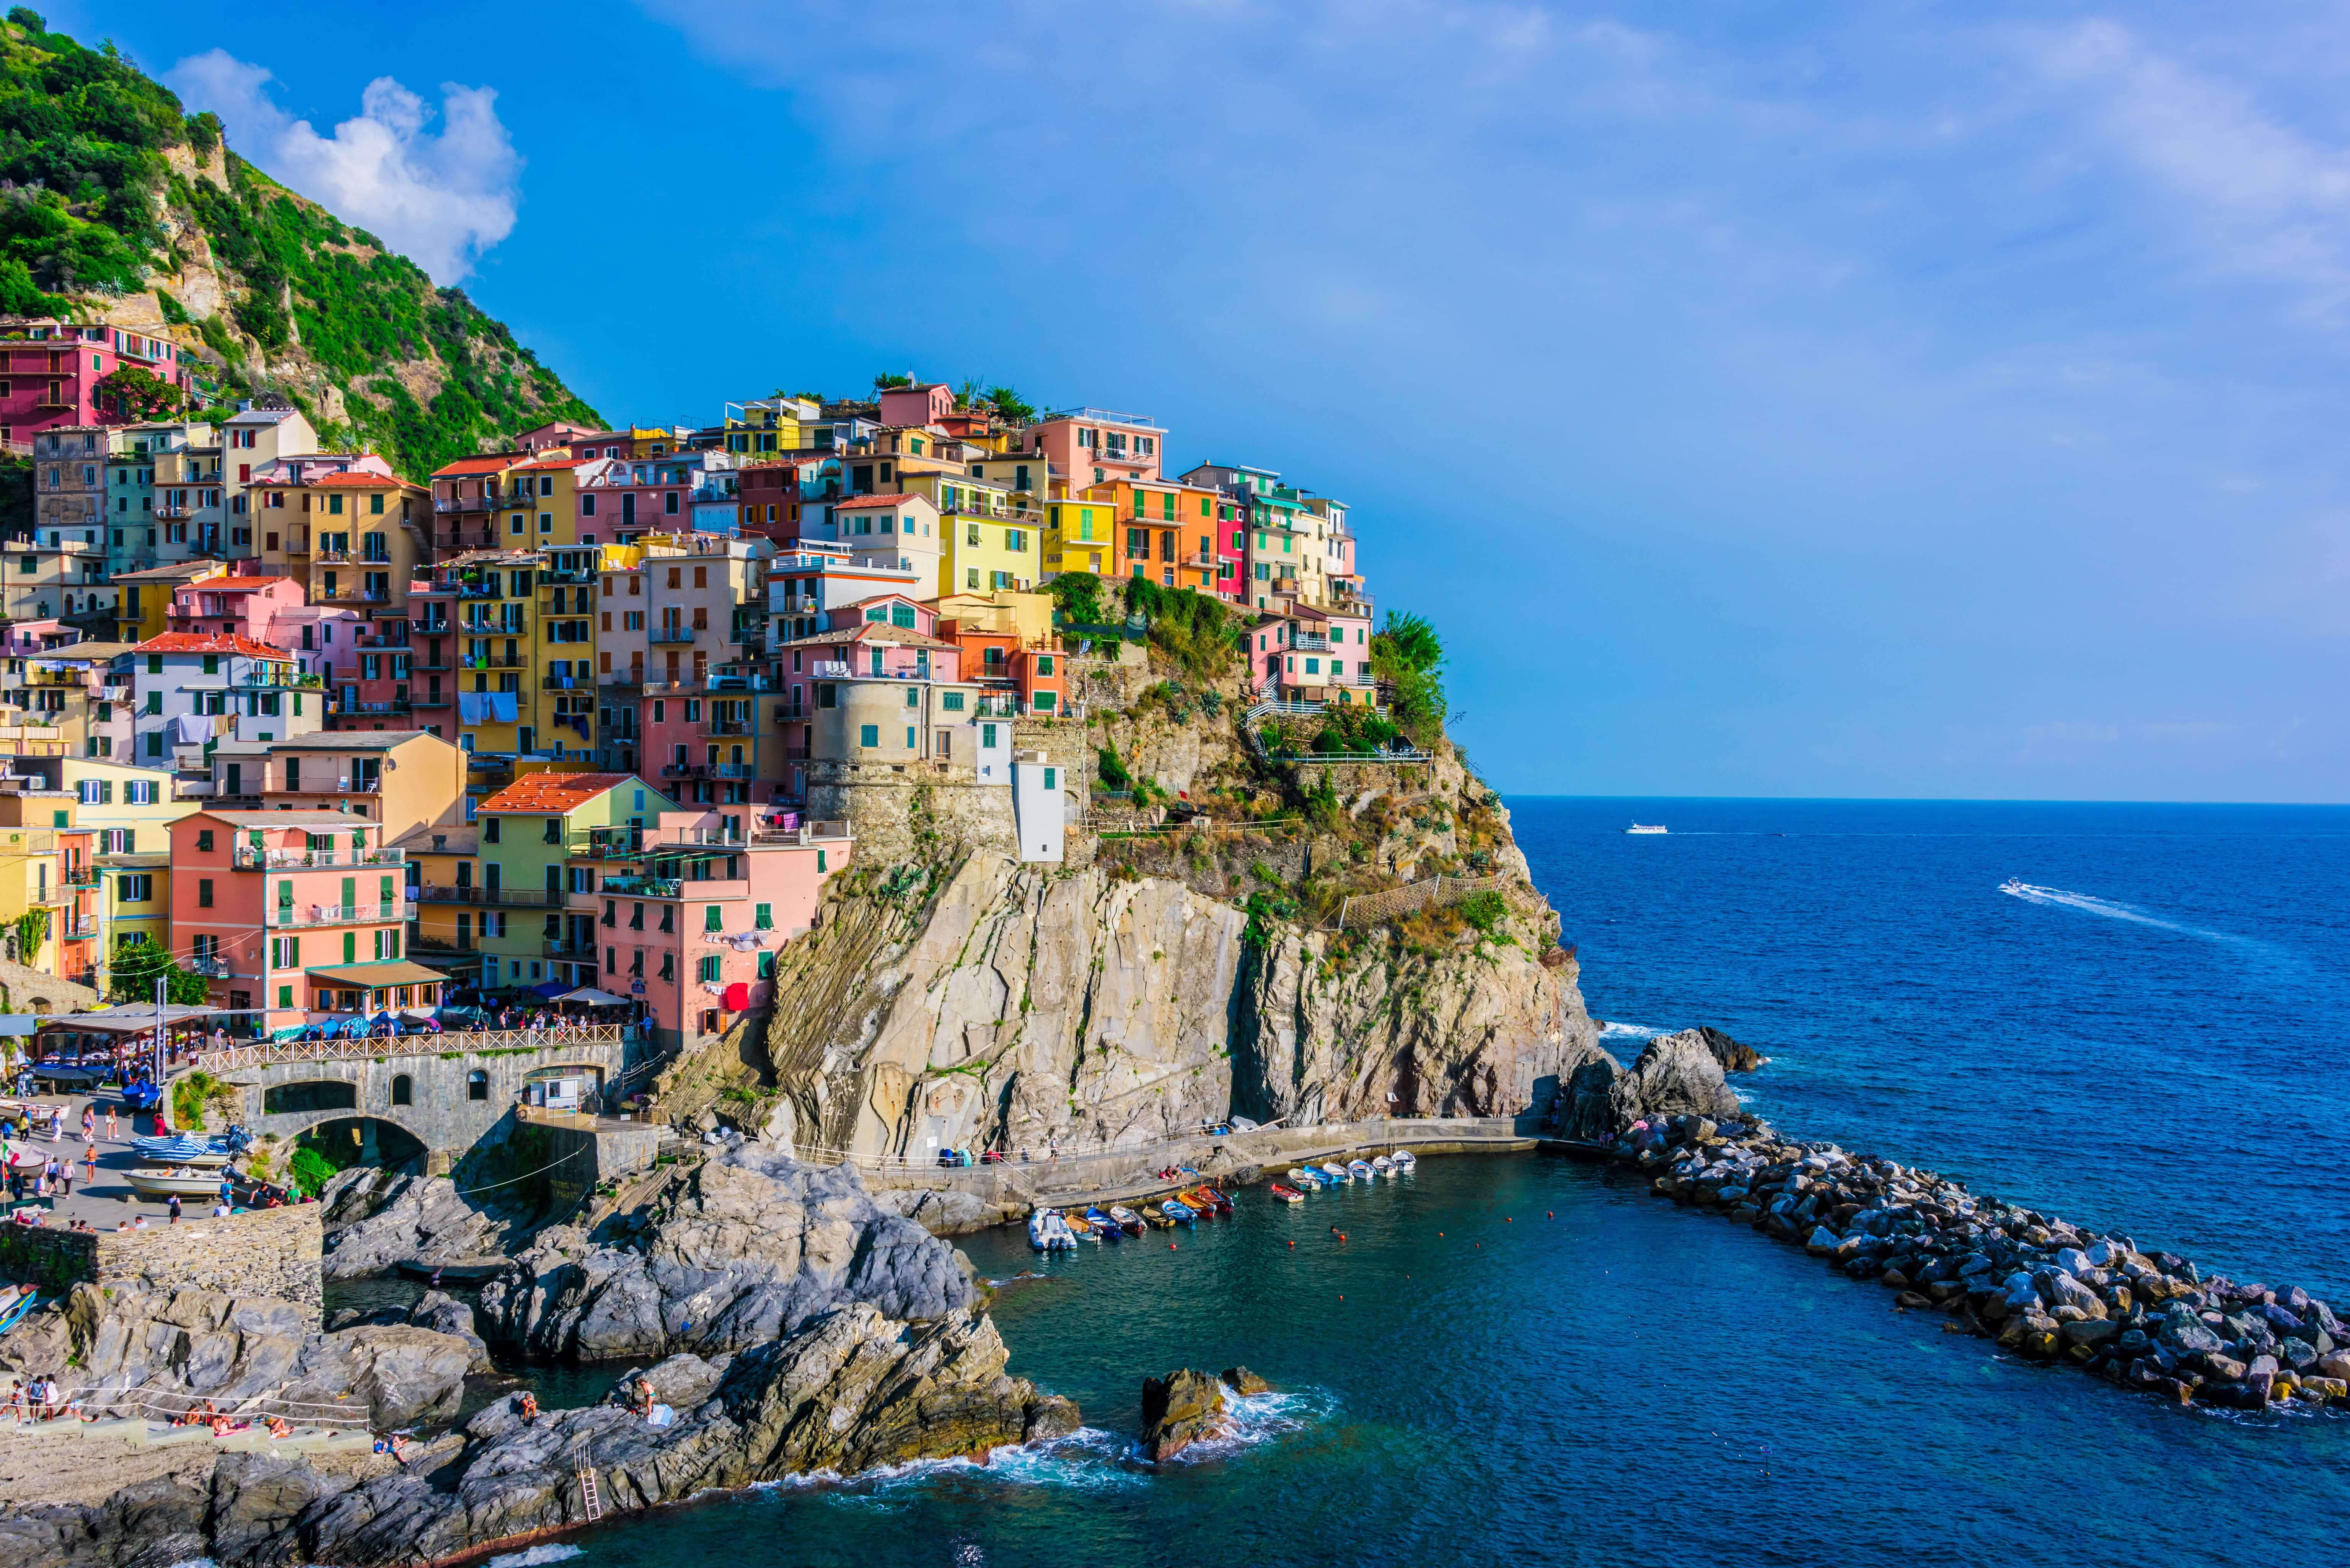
left=460, top=653, right=530, bottom=669
left=183, top=956, right=247, bottom=980
left=231, top=846, right=404, bottom=869
left=660, top=763, right=706, bottom=778
left=345, top=699, right=412, bottom=714
left=433, top=495, right=500, bottom=513
left=430, top=531, right=500, bottom=553
left=543, top=940, right=600, bottom=960
left=812, top=660, right=851, bottom=679
left=413, top=885, right=561, bottom=907
left=271, top=900, right=417, bottom=928
left=239, top=669, right=326, bottom=689
left=649, top=626, right=698, bottom=643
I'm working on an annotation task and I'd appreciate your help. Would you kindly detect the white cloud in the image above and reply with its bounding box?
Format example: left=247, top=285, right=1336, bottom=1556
left=166, top=49, right=521, bottom=285
left=2023, top=19, right=2350, bottom=315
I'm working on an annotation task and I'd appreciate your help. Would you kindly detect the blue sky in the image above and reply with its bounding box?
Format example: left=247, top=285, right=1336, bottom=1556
left=78, top=2, right=2350, bottom=801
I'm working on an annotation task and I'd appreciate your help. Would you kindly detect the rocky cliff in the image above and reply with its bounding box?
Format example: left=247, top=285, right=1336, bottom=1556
left=680, top=681, right=1600, bottom=1163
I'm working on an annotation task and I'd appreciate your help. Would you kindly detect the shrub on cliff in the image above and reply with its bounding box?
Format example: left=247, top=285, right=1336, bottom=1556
left=1371, top=611, right=1448, bottom=746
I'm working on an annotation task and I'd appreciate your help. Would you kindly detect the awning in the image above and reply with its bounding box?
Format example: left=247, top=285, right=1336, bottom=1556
left=530, top=980, right=570, bottom=999
left=303, top=961, right=453, bottom=988
left=557, top=987, right=631, bottom=1007
left=39, top=1004, right=218, bottom=1035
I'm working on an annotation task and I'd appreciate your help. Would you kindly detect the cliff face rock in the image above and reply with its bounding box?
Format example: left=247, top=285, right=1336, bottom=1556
left=476, top=1146, right=975, bottom=1363
left=1139, top=1368, right=1227, bottom=1461
left=319, top=1168, right=536, bottom=1279
left=1548, top=1028, right=1747, bottom=1140
left=0, top=1284, right=473, bottom=1430
left=754, top=849, right=1596, bottom=1162
left=0, top=1305, right=1077, bottom=1568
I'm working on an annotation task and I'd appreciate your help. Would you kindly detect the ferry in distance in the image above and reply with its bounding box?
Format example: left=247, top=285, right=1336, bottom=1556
left=1625, top=823, right=1667, bottom=835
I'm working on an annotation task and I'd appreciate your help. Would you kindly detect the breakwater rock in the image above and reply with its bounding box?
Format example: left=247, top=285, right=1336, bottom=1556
left=477, top=1144, right=976, bottom=1362
left=1607, top=1113, right=2350, bottom=1412
left=0, top=1304, right=1077, bottom=1568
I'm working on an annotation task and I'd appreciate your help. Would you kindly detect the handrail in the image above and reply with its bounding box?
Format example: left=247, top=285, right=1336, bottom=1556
left=199, top=1024, right=632, bottom=1072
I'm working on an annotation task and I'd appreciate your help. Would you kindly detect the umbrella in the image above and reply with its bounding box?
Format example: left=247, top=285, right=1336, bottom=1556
left=531, top=980, right=571, bottom=1000
left=556, top=986, right=631, bottom=1007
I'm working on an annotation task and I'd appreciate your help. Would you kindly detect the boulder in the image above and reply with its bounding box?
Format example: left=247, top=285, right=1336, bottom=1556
left=1693, top=1026, right=1767, bottom=1073
left=478, top=1146, right=978, bottom=1362
left=319, top=1168, right=538, bottom=1281
left=1611, top=1032, right=1743, bottom=1125
left=1139, top=1369, right=1227, bottom=1462
left=1221, top=1366, right=1272, bottom=1395
left=1551, top=1049, right=1623, bottom=1141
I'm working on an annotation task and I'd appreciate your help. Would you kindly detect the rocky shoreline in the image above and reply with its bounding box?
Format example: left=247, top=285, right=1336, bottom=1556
left=1590, top=1109, right=2350, bottom=1412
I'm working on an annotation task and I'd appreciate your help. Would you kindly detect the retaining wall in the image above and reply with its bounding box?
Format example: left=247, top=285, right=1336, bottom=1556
left=0, top=1205, right=324, bottom=1325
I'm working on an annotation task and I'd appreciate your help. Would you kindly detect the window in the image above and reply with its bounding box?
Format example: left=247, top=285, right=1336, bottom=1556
left=1044, top=767, right=1058, bottom=789
left=197, top=878, right=213, bottom=907
left=704, top=904, right=723, bottom=932
left=467, top=1070, right=488, bottom=1101
left=484, top=816, right=500, bottom=843
left=754, top=903, right=773, bottom=929
left=196, top=830, right=213, bottom=852
left=943, top=691, right=965, bottom=712
left=860, top=723, right=878, bottom=748
left=698, top=955, right=722, bottom=982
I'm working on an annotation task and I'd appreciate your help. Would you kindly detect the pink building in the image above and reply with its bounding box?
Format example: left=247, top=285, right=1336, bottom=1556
left=569, top=811, right=851, bottom=1053
left=1022, top=407, right=1165, bottom=492
left=0, top=320, right=196, bottom=444
left=877, top=383, right=955, bottom=427
left=164, top=575, right=308, bottom=646
left=168, top=809, right=427, bottom=1035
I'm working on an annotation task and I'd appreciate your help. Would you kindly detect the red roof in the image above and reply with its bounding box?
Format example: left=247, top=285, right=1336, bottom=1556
left=178, top=575, right=290, bottom=592
left=834, top=493, right=922, bottom=510
left=132, top=632, right=293, bottom=659
left=431, top=455, right=525, bottom=477
left=476, top=773, right=641, bottom=813
left=310, top=471, right=410, bottom=488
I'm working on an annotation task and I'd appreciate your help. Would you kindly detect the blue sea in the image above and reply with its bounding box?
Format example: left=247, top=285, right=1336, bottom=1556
left=556, top=798, right=2350, bottom=1568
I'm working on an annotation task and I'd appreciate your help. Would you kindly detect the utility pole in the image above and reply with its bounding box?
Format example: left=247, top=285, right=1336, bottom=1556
left=152, top=972, right=165, bottom=1129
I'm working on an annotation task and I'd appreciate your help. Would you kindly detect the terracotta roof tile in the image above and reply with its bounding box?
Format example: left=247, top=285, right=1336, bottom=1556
left=476, top=772, right=642, bottom=814
left=834, top=494, right=923, bottom=510
left=130, top=632, right=294, bottom=659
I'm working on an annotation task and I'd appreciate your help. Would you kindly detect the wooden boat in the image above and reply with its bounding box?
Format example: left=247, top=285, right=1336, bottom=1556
left=1321, top=1161, right=1350, bottom=1183
left=1268, top=1182, right=1304, bottom=1203
left=125, top=1167, right=225, bottom=1199
left=1371, top=1155, right=1395, bottom=1177
left=1108, top=1205, right=1146, bottom=1236
left=0, top=1283, right=40, bottom=1335
left=1176, top=1187, right=1219, bottom=1218
left=1064, top=1211, right=1100, bottom=1242
left=1084, top=1207, right=1124, bottom=1242
left=1160, top=1198, right=1197, bottom=1224
left=1392, top=1149, right=1418, bottom=1171
left=1197, top=1186, right=1234, bottom=1215
left=1287, top=1166, right=1324, bottom=1189
left=1347, top=1159, right=1374, bottom=1181
left=1141, top=1206, right=1177, bottom=1229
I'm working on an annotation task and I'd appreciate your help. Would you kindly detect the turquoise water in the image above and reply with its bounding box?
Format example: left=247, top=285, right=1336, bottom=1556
left=552, top=798, right=2350, bottom=1567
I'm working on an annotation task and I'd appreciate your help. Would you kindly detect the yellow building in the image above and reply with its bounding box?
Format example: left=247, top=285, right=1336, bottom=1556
left=398, top=821, right=485, bottom=979
left=722, top=396, right=822, bottom=457
left=0, top=790, right=97, bottom=984
left=966, top=452, right=1051, bottom=509
left=535, top=544, right=600, bottom=759
left=251, top=461, right=431, bottom=617
left=1042, top=496, right=1121, bottom=578
left=896, top=472, right=1041, bottom=595
left=112, top=560, right=225, bottom=644
left=499, top=454, right=596, bottom=550
left=927, top=589, right=1056, bottom=648
left=96, top=851, right=169, bottom=990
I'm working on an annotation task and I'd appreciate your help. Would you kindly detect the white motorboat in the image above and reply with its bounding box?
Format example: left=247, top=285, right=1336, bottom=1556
left=1320, top=1161, right=1350, bottom=1183
left=125, top=1167, right=227, bottom=1199
left=1391, top=1150, right=1418, bottom=1172
left=1371, top=1154, right=1395, bottom=1177
left=2001, top=878, right=2026, bottom=894
left=1625, top=823, right=1667, bottom=835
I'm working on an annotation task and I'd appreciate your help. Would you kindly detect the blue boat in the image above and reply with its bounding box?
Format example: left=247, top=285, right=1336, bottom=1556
left=1084, top=1207, right=1124, bottom=1242
left=118, top=1080, right=163, bottom=1112
left=1160, top=1199, right=1197, bottom=1224
left=0, top=1285, right=41, bottom=1337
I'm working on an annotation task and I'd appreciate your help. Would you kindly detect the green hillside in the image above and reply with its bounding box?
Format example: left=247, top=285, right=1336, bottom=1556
left=0, top=7, right=600, bottom=478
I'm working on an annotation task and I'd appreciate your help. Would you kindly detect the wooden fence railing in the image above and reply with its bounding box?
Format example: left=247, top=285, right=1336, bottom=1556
left=1336, top=873, right=1512, bottom=930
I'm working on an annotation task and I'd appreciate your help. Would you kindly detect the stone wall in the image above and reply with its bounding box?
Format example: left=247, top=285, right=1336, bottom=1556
left=226, top=1035, right=629, bottom=1161
left=0, top=1205, right=323, bottom=1325
left=805, top=760, right=1020, bottom=863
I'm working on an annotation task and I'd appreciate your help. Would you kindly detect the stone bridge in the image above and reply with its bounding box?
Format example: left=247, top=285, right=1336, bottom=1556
left=196, top=1026, right=636, bottom=1169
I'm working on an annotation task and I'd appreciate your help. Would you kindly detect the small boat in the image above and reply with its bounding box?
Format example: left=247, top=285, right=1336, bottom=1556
left=1175, top=1188, right=1216, bottom=1217
left=1027, top=1208, right=1075, bottom=1252
left=126, top=1167, right=227, bottom=1199
left=1160, top=1199, right=1197, bottom=1224
left=128, top=1138, right=232, bottom=1168
left=1347, top=1159, right=1374, bottom=1180
left=1371, top=1155, right=1394, bottom=1176
left=1625, top=823, right=1667, bottom=835
left=1141, top=1207, right=1177, bottom=1229
left=0, top=1283, right=41, bottom=1335
left=1108, top=1205, right=1146, bottom=1236
left=1391, top=1150, right=1418, bottom=1172
left=1268, top=1183, right=1304, bottom=1203
left=1084, top=1207, right=1124, bottom=1242
left=2001, top=878, right=2026, bottom=894
left=1320, top=1161, right=1349, bottom=1183
left=1287, top=1166, right=1324, bottom=1189
left=1065, top=1211, right=1101, bottom=1242
left=117, top=1081, right=163, bottom=1112
left=1198, top=1186, right=1235, bottom=1215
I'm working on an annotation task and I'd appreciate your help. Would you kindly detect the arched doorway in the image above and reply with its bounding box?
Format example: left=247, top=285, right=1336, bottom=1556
left=288, top=1116, right=429, bottom=1196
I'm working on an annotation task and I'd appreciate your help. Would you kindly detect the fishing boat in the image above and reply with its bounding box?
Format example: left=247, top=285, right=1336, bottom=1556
left=1108, top=1205, right=1146, bottom=1236
left=1625, top=823, right=1667, bottom=835
left=1391, top=1150, right=1418, bottom=1172
left=1371, top=1154, right=1394, bottom=1176
left=1175, top=1187, right=1216, bottom=1217
left=125, top=1167, right=226, bottom=1199
left=1268, top=1182, right=1304, bottom=1203
left=1320, top=1161, right=1349, bottom=1183
left=1141, top=1206, right=1177, bottom=1229
left=1287, top=1166, right=1324, bottom=1189
left=1084, top=1207, right=1124, bottom=1242
left=1027, top=1208, right=1075, bottom=1252
left=1346, top=1159, right=1374, bottom=1180
left=1066, top=1211, right=1101, bottom=1242
left=1160, top=1198, right=1197, bottom=1224
left=1198, top=1186, right=1235, bottom=1215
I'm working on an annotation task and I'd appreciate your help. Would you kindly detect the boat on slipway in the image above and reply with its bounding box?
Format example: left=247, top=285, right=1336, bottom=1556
left=125, top=1167, right=226, bottom=1199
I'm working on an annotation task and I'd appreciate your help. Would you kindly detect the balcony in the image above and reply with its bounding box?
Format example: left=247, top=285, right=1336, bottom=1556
left=649, top=626, right=698, bottom=644
left=153, top=503, right=190, bottom=519
left=543, top=940, right=600, bottom=961
left=183, top=955, right=247, bottom=980
left=239, top=669, right=326, bottom=689
left=460, top=652, right=531, bottom=669
left=433, top=494, right=500, bottom=513
left=414, top=885, right=562, bottom=907
left=812, top=660, right=851, bottom=679
left=710, top=720, right=748, bottom=736
left=231, top=846, right=404, bottom=870
left=314, top=585, right=391, bottom=604
left=270, top=900, right=418, bottom=928
left=345, top=699, right=412, bottom=715
left=430, top=531, right=500, bottom=553
left=711, top=763, right=756, bottom=778
left=541, top=673, right=598, bottom=690
left=660, top=763, right=706, bottom=779
left=1290, top=633, right=1331, bottom=652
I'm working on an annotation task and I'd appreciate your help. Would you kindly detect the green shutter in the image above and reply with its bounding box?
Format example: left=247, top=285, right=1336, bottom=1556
left=705, top=904, right=722, bottom=932
left=343, top=931, right=356, bottom=964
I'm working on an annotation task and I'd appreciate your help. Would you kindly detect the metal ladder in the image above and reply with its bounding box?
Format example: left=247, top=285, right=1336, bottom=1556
left=572, top=1441, right=602, bottom=1522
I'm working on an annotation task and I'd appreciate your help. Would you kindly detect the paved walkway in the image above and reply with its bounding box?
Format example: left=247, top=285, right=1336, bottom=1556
left=2, top=1089, right=245, bottom=1228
